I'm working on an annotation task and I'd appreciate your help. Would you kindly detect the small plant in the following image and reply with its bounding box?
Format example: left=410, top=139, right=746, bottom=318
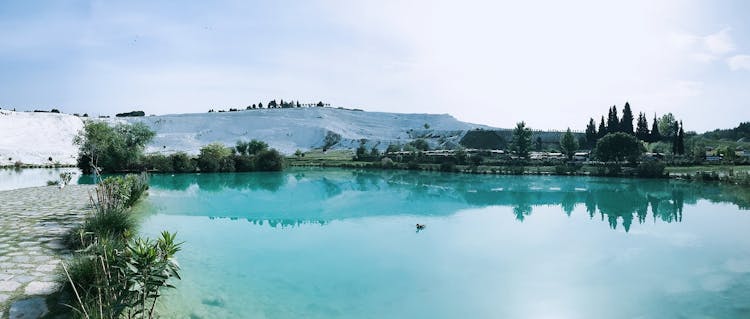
left=60, top=172, right=73, bottom=186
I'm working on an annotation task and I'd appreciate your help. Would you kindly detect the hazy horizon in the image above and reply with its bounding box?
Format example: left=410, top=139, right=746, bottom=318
left=1, top=1, right=749, bottom=132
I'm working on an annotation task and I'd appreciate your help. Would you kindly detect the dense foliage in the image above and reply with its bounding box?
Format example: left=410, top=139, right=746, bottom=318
left=510, top=122, right=532, bottom=159
left=459, top=129, right=508, bottom=149
left=703, top=122, right=750, bottom=141
left=115, top=111, right=146, bottom=117
left=74, top=122, right=283, bottom=173
left=559, top=128, right=578, bottom=160
left=75, top=122, right=155, bottom=174
left=594, top=133, right=643, bottom=163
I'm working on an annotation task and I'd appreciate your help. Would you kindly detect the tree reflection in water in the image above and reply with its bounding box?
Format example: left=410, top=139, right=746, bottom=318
left=133, top=169, right=749, bottom=232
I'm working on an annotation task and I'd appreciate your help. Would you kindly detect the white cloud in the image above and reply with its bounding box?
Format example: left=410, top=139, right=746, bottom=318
left=704, top=27, right=736, bottom=55
left=672, top=27, right=736, bottom=63
left=727, top=54, right=750, bottom=71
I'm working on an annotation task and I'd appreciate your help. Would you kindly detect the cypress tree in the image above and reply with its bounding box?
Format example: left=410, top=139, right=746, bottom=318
left=607, top=105, right=619, bottom=134
left=635, top=112, right=650, bottom=141
left=677, top=121, right=685, bottom=155
left=620, top=102, right=634, bottom=135
left=585, top=118, right=597, bottom=148
left=598, top=116, right=607, bottom=139
left=650, top=114, right=661, bottom=142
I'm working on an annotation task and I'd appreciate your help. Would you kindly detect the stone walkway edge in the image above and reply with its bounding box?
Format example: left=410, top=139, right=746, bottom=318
left=0, top=185, right=94, bottom=319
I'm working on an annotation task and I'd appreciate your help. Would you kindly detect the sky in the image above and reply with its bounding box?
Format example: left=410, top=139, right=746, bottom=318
left=1, top=0, right=749, bottom=132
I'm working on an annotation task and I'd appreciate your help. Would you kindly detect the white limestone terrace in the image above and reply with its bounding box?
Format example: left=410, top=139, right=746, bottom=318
left=0, top=107, right=493, bottom=166
left=104, top=107, right=491, bottom=155
left=0, top=110, right=83, bottom=167
left=0, top=185, right=94, bottom=318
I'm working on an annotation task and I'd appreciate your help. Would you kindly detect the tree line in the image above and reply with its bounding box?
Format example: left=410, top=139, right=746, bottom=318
left=583, top=102, right=685, bottom=154
left=75, top=121, right=284, bottom=174
left=208, top=99, right=329, bottom=113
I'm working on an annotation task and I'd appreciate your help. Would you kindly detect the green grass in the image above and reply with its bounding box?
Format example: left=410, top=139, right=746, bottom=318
left=287, top=149, right=359, bottom=166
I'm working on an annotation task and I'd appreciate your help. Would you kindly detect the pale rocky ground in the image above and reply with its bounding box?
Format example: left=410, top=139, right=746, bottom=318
left=0, top=185, right=93, bottom=318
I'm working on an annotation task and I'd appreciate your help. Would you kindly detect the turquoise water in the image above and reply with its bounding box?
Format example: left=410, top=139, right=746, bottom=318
left=136, top=169, right=750, bottom=319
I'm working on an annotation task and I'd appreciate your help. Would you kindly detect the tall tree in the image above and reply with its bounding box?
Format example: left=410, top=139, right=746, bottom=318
left=650, top=114, right=661, bottom=142
left=620, top=102, right=634, bottom=135
left=676, top=121, right=685, bottom=155
left=510, top=121, right=532, bottom=159
left=585, top=118, right=597, bottom=148
left=560, top=128, right=579, bottom=160
left=607, top=105, right=619, bottom=134
left=598, top=116, right=607, bottom=139
left=670, top=120, right=680, bottom=154
left=658, top=113, right=677, bottom=141
left=635, top=112, right=650, bottom=141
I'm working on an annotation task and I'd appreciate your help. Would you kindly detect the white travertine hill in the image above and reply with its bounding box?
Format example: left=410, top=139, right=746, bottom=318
left=0, top=107, right=491, bottom=165
left=0, top=110, right=84, bottom=166
left=107, top=107, right=490, bottom=155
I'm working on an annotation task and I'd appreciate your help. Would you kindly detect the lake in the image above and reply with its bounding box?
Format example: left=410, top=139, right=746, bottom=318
left=135, top=168, right=750, bottom=319
left=0, top=167, right=80, bottom=191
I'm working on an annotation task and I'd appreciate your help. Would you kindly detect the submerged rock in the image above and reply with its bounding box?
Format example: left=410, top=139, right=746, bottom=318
left=9, top=297, right=48, bottom=319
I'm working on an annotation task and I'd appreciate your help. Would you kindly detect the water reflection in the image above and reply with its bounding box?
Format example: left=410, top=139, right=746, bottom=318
left=133, top=169, right=749, bottom=232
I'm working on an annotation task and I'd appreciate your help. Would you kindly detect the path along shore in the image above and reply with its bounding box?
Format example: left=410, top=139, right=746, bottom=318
left=0, top=185, right=94, bottom=318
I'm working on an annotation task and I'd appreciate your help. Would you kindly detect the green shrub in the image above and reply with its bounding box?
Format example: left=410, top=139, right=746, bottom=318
left=636, top=161, right=666, bottom=178
left=439, top=161, right=455, bottom=172
left=140, top=154, right=173, bottom=172
left=254, top=149, right=284, bottom=171
left=594, top=132, right=642, bottom=163
left=554, top=165, right=568, bottom=175
left=198, top=143, right=233, bottom=172
left=74, top=122, right=155, bottom=174
left=606, top=163, right=622, bottom=176
left=234, top=155, right=255, bottom=172
left=63, top=232, right=181, bottom=319
left=169, top=152, right=196, bottom=173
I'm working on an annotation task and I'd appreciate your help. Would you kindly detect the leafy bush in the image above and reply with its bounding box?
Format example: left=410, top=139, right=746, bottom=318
left=408, top=139, right=430, bottom=151
left=439, top=160, right=456, bottom=172
left=198, top=143, right=233, bottom=172
left=75, top=122, right=155, bottom=174
left=64, top=232, right=181, bottom=319
left=169, top=152, right=196, bottom=173
left=140, top=154, right=173, bottom=172
left=594, top=132, right=642, bottom=163
left=234, top=155, right=255, bottom=172
left=323, top=131, right=341, bottom=150
left=636, top=161, right=666, bottom=178
left=554, top=165, right=568, bottom=175
left=254, top=149, right=284, bottom=171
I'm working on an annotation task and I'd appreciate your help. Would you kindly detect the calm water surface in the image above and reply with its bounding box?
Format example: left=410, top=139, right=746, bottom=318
left=135, top=169, right=750, bottom=319
left=0, top=167, right=79, bottom=191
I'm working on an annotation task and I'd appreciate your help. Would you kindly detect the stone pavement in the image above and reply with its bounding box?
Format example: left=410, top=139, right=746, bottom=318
left=0, top=185, right=94, bottom=318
